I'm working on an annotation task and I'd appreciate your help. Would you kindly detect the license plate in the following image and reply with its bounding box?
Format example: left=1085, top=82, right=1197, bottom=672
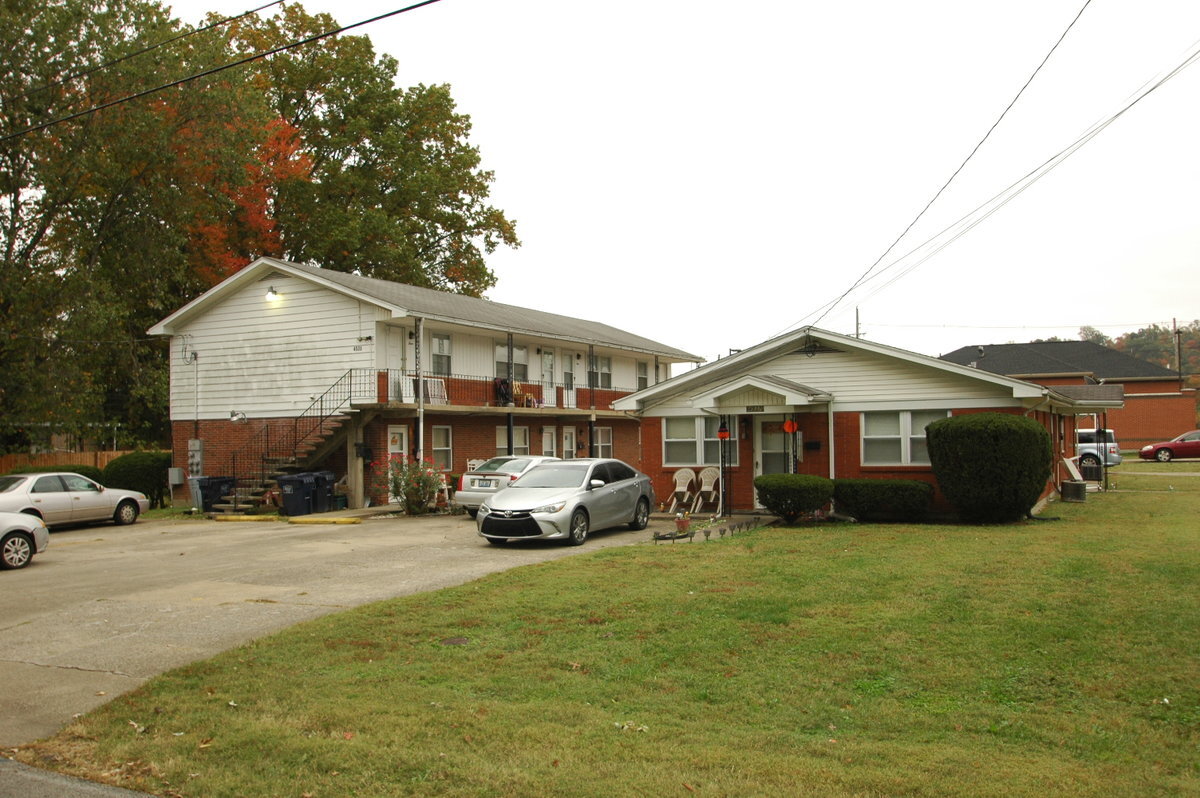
left=475, top=479, right=494, bottom=488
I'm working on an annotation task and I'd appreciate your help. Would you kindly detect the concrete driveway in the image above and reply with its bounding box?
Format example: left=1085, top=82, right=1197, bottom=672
left=0, top=510, right=673, bottom=748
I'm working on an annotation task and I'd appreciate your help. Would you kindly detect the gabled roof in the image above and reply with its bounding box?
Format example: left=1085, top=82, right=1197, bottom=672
left=939, top=340, right=1178, bottom=381
left=149, top=257, right=701, bottom=363
left=614, top=326, right=1087, bottom=411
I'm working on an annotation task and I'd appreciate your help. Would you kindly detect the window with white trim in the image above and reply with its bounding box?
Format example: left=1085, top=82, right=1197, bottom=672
left=588, top=355, right=612, bottom=389
left=636, top=361, right=649, bottom=390
left=496, top=426, right=530, bottom=456
left=431, top=333, right=452, bottom=376
left=663, top=417, right=738, bottom=466
left=494, top=343, right=528, bottom=381
left=861, top=410, right=948, bottom=465
left=594, top=427, right=613, bottom=458
left=431, top=426, right=452, bottom=471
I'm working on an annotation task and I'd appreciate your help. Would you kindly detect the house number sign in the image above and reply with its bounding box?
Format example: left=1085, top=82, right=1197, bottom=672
left=746, top=405, right=764, bottom=413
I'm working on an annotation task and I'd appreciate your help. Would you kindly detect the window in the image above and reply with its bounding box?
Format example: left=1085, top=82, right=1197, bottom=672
left=663, top=417, right=738, bottom=466
left=431, top=333, right=451, bottom=376
left=496, top=426, right=530, bottom=456
left=588, top=355, right=612, bottom=389
left=494, top=343, right=528, bottom=381
left=861, top=410, right=948, bottom=465
left=636, top=361, right=649, bottom=390
left=431, top=426, right=452, bottom=471
left=594, top=427, right=613, bottom=458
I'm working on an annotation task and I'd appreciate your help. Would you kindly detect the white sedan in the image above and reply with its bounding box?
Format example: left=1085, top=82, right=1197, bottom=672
left=1, top=511, right=49, bottom=569
left=0, top=472, right=149, bottom=527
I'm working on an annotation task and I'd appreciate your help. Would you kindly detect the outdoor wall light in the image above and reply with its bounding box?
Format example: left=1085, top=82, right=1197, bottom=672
left=230, top=410, right=247, bottom=423
left=265, top=286, right=280, bottom=301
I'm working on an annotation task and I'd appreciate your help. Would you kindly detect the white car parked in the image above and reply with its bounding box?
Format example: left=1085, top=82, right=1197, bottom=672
left=1, top=511, right=49, bottom=569
left=0, top=472, right=149, bottom=527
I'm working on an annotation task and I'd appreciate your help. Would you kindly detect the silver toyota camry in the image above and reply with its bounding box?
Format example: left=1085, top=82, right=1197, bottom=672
left=476, top=459, right=654, bottom=546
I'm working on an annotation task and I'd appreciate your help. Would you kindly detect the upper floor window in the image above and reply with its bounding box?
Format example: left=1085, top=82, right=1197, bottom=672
left=588, top=355, right=612, bottom=389
left=636, top=361, right=649, bottom=390
left=861, top=410, right=948, bottom=465
left=495, top=343, right=528, bottom=381
left=431, top=333, right=452, bottom=376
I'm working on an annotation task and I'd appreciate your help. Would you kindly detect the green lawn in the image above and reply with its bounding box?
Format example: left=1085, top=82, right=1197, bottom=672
left=19, top=490, right=1199, bottom=797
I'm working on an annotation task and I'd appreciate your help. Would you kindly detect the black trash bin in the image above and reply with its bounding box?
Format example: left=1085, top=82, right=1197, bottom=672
left=188, top=476, right=236, bottom=512
left=313, top=471, right=336, bottom=513
left=278, top=473, right=316, bottom=517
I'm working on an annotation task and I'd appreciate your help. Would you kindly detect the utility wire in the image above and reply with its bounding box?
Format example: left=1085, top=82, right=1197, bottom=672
left=778, top=0, right=1093, bottom=336
left=841, top=37, right=1200, bottom=312
left=0, top=0, right=445, bottom=143
left=5, top=0, right=284, bottom=108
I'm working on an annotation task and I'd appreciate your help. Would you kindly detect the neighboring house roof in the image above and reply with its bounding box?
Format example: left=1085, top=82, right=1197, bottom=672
left=149, top=257, right=702, bottom=363
left=614, top=326, right=1120, bottom=413
left=939, top=340, right=1179, bottom=381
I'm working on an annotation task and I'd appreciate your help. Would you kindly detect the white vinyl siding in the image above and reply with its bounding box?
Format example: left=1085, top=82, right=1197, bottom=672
left=862, top=410, right=948, bottom=465
left=167, top=274, right=383, bottom=419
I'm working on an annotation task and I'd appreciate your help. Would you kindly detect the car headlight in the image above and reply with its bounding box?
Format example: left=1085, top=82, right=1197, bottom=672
left=1141, top=445, right=1152, bottom=451
left=530, top=501, right=567, bottom=514
left=478, top=503, right=491, bottom=516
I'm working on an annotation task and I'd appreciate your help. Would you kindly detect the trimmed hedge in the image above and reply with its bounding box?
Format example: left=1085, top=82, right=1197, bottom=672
left=752, top=473, right=834, bottom=523
left=7, top=464, right=104, bottom=483
left=926, top=413, right=1052, bottom=524
left=102, top=451, right=172, bottom=509
left=833, top=478, right=933, bottom=522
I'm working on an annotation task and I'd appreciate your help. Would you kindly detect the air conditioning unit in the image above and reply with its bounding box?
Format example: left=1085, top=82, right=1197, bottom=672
left=1060, top=480, right=1086, bottom=503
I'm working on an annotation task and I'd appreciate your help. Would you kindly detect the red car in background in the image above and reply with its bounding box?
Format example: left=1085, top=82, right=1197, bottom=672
left=1139, top=431, right=1200, bottom=462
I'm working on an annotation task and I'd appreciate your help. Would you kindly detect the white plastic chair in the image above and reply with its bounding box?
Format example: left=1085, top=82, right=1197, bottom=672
left=691, top=466, right=722, bottom=516
left=466, top=459, right=486, bottom=472
left=667, top=468, right=697, bottom=514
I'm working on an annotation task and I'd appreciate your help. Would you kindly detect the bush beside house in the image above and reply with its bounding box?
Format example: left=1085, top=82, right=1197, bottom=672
left=103, top=451, right=172, bottom=509
left=7, top=463, right=105, bottom=483
left=753, top=474, right=834, bottom=523
left=833, top=478, right=933, bottom=522
left=926, top=413, right=1052, bottom=524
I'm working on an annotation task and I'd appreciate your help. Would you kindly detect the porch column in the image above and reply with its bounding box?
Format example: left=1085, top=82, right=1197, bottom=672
left=347, top=416, right=365, bottom=509
left=414, top=317, right=424, bottom=462
left=506, top=333, right=515, bottom=455
left=826, top=401, right=836, bottom=480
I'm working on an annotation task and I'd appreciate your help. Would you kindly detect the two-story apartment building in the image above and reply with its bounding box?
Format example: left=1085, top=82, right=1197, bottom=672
left=148, top=257, right=701, bottom=508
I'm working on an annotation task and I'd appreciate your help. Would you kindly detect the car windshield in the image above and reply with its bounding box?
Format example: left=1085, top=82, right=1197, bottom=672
left=0, top=476, right=25, bottom=493
left=513, top=465, right=590, bottom=489
left=474, top=457, right=529, bottom=473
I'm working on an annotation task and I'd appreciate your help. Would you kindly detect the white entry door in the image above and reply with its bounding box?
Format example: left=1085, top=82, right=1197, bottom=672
left=540, top=351, right=556, bottom=408
left=754, top=417, right=791, bottom=507
left=386, top=425, right=409, bottom=503
left=562, top=427, right=576, bottom=459
left=542, top=426, right=556, bottom=456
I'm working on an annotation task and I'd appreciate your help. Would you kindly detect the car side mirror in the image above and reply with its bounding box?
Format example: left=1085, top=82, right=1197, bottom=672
left=589, top=479, right=605, bottom=490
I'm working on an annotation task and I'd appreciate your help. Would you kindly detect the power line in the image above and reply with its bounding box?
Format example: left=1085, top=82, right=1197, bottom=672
left=777, top=0, right=1093, bottom=336
left=4, top=0, right=284, bottom=109
left=0, top=0, right=445, bottom=144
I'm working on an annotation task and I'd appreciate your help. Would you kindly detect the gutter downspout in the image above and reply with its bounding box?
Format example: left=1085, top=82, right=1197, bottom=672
left=415, top=317, right=424, bottom=462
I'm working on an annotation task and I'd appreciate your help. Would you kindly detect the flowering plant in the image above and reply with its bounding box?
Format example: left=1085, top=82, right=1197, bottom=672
left=371, top=454, right=443, bottom=515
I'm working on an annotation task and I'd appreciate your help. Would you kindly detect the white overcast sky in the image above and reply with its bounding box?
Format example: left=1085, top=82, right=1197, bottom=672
left=170, top=0, right=1200, bottom=366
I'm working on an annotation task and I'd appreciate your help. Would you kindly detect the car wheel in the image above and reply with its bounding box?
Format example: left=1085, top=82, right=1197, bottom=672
left=113, top=500, right=139, bottom=526
left=485, top=537, right=508, bottom=545
left=566, top=508, right=589, bottom=546
left=1, top=532, right=34, bottom=570
left=1156, top=448, right=1174, bottom=462
left=629, top=497, right=650, bottom=530
left=1079, top=454, right=1100, bottom=468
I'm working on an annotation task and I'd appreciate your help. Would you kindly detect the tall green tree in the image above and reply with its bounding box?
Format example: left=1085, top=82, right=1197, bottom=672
left=226, top=5, right=519, bottom=296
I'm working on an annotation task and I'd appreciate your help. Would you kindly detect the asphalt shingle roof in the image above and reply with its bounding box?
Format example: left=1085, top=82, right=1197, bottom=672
left=272, top=259, right=701, bottom=362
left=939, top=340, right=1178, bottom=380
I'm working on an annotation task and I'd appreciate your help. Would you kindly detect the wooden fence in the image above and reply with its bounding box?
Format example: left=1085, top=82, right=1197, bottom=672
left=0, top=451, right=139, bottom=474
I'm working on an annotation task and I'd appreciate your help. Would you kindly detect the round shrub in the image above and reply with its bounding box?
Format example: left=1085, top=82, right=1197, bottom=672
left=833, top=478, right=933, bottom=522
left=102, top=451, right=172, bottom=509
left=926, top=413, right=1052, bottom=524
left=8, top=464, right=104, bottom=483
left=752, top=473, right=834, bottom=524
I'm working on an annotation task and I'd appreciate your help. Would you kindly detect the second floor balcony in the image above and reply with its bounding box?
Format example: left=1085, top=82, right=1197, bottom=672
left=344, top=369, right=641, bottom=414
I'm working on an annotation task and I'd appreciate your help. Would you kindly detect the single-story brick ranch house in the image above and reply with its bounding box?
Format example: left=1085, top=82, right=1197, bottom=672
left=613, top=328, right=1123, bottom=512
left=149, top=259, right=1121, bottom=513
left=940, top=340, right=1195, bottom=450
